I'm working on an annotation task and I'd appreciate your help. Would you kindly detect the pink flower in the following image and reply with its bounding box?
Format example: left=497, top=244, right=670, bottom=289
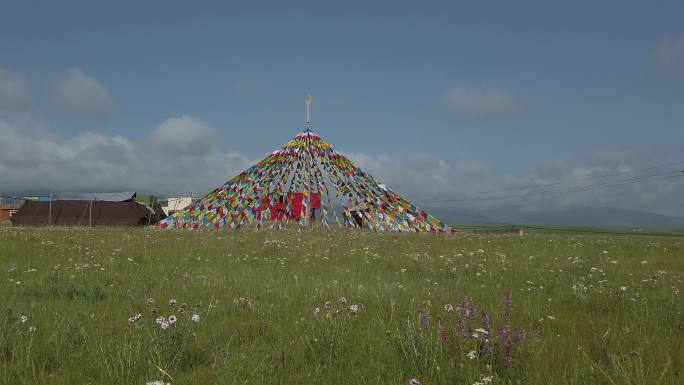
left=409, top=378, right=421, bottom=385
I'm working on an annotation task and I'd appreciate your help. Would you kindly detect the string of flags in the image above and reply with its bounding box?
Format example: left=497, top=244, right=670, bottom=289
left=156, top=129, right=450, bottom=233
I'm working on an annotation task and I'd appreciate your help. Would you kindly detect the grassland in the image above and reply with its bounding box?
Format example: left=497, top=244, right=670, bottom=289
left=0, top=226, right=682, bottom=385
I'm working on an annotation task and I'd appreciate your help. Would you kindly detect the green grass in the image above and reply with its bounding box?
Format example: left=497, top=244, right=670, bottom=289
left=0, top=226, right=682, bottom=385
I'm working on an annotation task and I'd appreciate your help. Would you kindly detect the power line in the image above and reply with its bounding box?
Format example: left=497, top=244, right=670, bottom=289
left=413, top=171, right=684, bottom=203
left=410, top=160, right=684, bottom=200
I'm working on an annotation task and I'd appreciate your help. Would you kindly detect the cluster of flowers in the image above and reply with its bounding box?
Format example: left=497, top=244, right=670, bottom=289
left=427, top=292, right=528, bottom=367
left=18, top=314, right=37, bottom=332
left=156, top=315, right=178, bottom=330
left=312, top=297, right=364, bottom=317
left=128, top=313, right=142, bottom=325
left=128, top=297, right=199, bottom=330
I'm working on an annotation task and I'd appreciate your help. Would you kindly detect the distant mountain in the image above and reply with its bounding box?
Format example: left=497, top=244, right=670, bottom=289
left=424, top=206, right=684, bottom=230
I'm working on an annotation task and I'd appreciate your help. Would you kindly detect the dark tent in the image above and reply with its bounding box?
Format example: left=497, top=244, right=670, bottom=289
left=11, top=200, right=165, bottom=226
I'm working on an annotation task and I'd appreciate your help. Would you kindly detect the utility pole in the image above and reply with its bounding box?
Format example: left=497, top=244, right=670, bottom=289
left=48, top=192, right=52, bottom=226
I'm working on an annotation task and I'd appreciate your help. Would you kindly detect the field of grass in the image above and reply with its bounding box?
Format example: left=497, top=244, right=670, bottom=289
left=0, top=226, right=682, bottom=385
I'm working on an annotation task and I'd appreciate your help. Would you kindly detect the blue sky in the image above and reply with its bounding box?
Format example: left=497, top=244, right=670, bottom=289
left=1, top=1, right=684, bottom=214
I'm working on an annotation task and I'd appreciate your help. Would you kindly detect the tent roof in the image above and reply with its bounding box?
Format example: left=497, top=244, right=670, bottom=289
left=52, top=192, right=136, bottom=202
left=11, top=200, right=161, bottom=226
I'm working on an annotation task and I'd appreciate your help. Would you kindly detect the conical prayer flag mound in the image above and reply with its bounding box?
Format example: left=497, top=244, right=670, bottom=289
left=157, top=129, right=450, bottom=233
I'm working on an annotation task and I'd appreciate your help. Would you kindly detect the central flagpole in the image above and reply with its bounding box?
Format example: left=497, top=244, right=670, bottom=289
left=305, top=95, right=312, bottom=225
left=305, top=95, right=312, bottom=130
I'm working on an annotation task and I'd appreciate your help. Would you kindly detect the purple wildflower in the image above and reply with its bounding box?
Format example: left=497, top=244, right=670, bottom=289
left=459, top=295, right=470, bottom=318
left=437, top=316, right=447, bottom=341
left=514, top=328, right=526, bottom=345
left=468, top=302, right=478, bottom=320
left=498, top=320, right=512, bottom=365
left=502, top=340, right=513, bottom=366
left=503, top=292, right=512, bottom=321
left=419, top=310, right=429, bottom=329
left=457, top=316, right=467, bottom=337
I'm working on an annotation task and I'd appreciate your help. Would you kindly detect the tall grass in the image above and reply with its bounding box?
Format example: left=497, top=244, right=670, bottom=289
left=0, top=226, right=681, bottom=384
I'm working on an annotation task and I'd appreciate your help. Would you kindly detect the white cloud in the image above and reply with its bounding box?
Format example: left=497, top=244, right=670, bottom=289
left=348, top=152, right=684, bottom=216
left=55, top=68, right=112, bottom=117
left=1, top=115, right=682, bottom=216
left=0, top=116, right=253, bottom=195
left=654, top=36, right=684, bottom=71
left=441, top=87, right=524, bottom=121
left=0, top=67, right=30, bottom=111
left=150, top=115, right=216, bottom=156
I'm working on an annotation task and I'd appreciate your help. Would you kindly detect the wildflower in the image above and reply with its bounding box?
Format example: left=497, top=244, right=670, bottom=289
left=620, top=286, right=628, bottom=292
left=155, top=316, right=165, bottom=325
left=444, top=303, right=454, bottom=312
left=168, top=315, right=177, bottom=324
left=313, top=307, right=321, bottom=316
left=409, top=378, right=421, bottom=385
left=324, top=301, right=332, bottom=308
left=191, top=314, right=200, bottom=323
left=457, top=316, right=467, bottom=337
left=28, top=326, right=37, bottom=332
left=437, top=316, right=447, bottom=341
left=169, top=298, right=177, bottom=306
left=514, top=328, right=526, bottom=344
left=503, top=292, right=512, bottom=321
left=19, top=315, right=28, bottom=323
left=481, top=376, right=493, bottom=384
left=128, top=313, right=142, bottom=325
left=339, top=297, right=347, bottom=305
left=160, top=321, right=169, bottom=330
left=467, top=350, right=477, bottom=360
left=146, top=298, right=155, bottom=306
left=481, top=310, right=492, bottom=354
left=673, top=287, right=680, bottom=295
left=468, top=302, right=478, bottom=320
left=419, top=310, right=429, bottom=329
left=348, top=304, right=360, bottom=313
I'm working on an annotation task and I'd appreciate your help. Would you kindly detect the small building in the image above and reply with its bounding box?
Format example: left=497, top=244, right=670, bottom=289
left=160, top=196, right=197, bottom=216
left=0, top=204, right=22, bottom=221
